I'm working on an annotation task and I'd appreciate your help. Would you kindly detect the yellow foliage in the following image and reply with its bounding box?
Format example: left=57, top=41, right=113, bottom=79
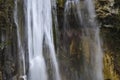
left=104, top=53, right=120, bottom=80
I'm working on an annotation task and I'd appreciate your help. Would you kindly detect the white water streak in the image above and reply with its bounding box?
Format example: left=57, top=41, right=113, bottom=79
left=64, top=0, right=103, bottom=80
left=25, top=0, right=61, bottom=80
left=14, top=0, right=27, bottom=80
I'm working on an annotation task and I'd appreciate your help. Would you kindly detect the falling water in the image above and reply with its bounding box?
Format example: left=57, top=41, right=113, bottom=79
left=14, top=0, right=61, bottom=80
left=14, top=0, right=103, bottom=79
left=64, top=0, right=103, bottom=80
left=14, top=0, right=27, bottom=79
left=24, top=0, right=61, bottom=80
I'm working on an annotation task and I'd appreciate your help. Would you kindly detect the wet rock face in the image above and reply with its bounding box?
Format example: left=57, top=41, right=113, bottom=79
left=95, top=0, right=120, bottom=29
left=101, top=28, right=120, bottom=79
left=0, top=0, right=18, bottom=80
left=104, top=52, right=120, bottom=80
left=57, top=0, right=120, bottom=79
left=0, top=0, right=120, bottom=80
left=96, top=2, right=120, bottom=78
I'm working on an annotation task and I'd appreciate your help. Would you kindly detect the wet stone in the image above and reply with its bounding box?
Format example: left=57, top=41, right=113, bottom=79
left=0, top=71, right=2, bottom=80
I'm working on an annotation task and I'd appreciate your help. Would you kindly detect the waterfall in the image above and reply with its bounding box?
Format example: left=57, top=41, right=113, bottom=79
left=14, top=0, right=104, bottom=79
left=14, top=0, right=61, bottom=80
left=64, top=0, right=103, bottom=80
left=14, top=0, right=27, bottom=79
left=25, top=0, right=61, bottom=80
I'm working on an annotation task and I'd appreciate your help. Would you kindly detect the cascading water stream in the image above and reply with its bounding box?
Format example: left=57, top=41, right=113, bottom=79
left=25, top=0, right=61, bottom=80
left=14, top=0, right=61, bottom=80
left=14, top=0, right=103, bottom=79
left=64, top=0, right=103, bottom=80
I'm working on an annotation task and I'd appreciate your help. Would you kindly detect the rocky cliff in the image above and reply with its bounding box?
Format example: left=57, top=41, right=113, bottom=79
left=57, top=0, right=120, bottom=80
left=0, top=0, right=120, bottom=80
left=0, top=0, right=18, bottom=80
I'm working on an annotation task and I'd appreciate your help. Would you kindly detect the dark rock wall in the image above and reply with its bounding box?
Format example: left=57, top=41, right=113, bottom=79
left=0, top=0, right=18, bottom=80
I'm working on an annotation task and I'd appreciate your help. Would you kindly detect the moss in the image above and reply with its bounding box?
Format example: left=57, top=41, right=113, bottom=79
left=0, top=41, right=11, bottom=49
left=57, top=0, right=65, bottom=8
left=0, top=0, right=18, bottom=79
